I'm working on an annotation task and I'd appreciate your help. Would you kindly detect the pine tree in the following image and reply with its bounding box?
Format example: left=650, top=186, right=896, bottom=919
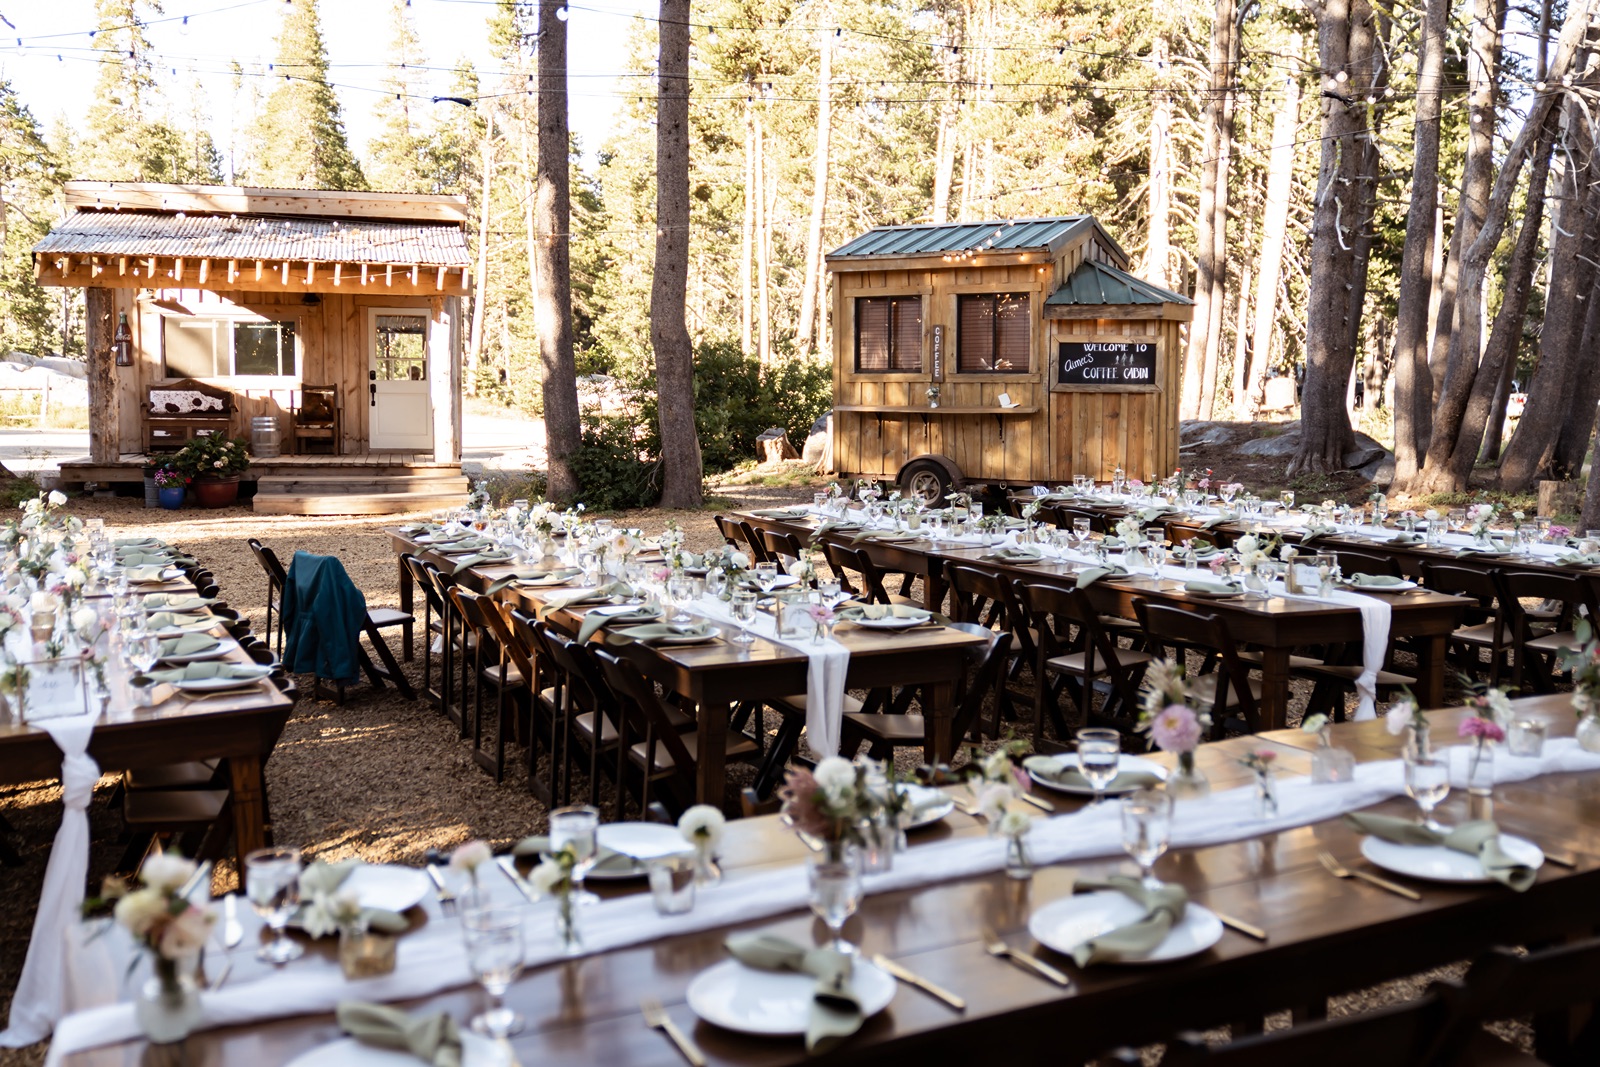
left=249, top=0, right=366, bottom=189
left=77, top=0, right=162, bottom=180
left=366, top=0, right=431, bottom=192
left=0, top=80, right=64, bottom=355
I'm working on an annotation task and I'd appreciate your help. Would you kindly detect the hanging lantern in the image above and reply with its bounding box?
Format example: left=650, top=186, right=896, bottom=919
left=112, top=312, right=133, bottom=367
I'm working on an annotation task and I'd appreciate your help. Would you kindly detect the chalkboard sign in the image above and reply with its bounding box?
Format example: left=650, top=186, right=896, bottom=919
left=1056, top=341, right=1157, bottom=386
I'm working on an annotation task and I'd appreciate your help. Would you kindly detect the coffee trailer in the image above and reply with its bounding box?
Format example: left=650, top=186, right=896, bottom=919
left=825, top=216, right=1193, bottom=503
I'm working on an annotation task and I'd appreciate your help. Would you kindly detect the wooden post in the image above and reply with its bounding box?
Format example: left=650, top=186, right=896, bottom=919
left=429, top=297, right=457, bottom=463
left=85, top=287, right=120, bottom=464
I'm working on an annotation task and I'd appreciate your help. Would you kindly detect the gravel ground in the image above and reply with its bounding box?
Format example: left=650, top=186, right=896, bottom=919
left=0, top=481, right=1524, bottom=1064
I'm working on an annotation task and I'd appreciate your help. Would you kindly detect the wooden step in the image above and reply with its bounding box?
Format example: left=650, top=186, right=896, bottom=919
left=254, top=473, right=470, bottom=494
left=252, top=490, right=468, bottom=516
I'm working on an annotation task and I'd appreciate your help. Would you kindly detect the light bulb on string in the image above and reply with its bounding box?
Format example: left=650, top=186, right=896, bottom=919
left=556, top=6, right=568, bottom=19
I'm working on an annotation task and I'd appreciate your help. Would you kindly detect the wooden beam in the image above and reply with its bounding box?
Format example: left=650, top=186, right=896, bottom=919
left=228, top=260, right=238, bottom=283
left=118, top=256, right=127, bottom=276
left=32, top=256, right=41, bottom=281
left=146, top=257, right=156, bottom=278
left=90, top=257, right=103, bottom=278
left=57, top=256, right=70, bottom=276
left=305, top=262, right=315, bottom=286
left=63, top=180, right=470, bottom=224
left=85, top=287, right=119, bottom=465
left=825, top=249, right=1054, bottom=273
left=254, top=260, right=263, bottom=281
left=33, top=258, right=471, bottom=296
left=174, top=257, right=184, bottom=283
left=435, top=266, right=445, bottom=290
left=197, top=258, right=209, bottom=285
left=385, top=265, right=393, bottom=287
left=333, top=263, right=342, bottom=286
left=410, top=264, right=419, bottom=287
left=281, top=261, right=289, bottom=286
left=1041, top=303, right=1194, bottom=322
left=361, top=264, right=369, bottom=286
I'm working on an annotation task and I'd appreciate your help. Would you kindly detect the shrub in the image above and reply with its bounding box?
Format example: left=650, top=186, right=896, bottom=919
left=571, top=414, right=661, bottom=511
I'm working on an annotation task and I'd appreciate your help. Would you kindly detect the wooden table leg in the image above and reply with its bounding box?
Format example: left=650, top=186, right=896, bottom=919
left=922, top=567, right=948, bottom=613
left=1415, top=634, right=1447, bottom=708
left=923, top=680, right=957, bottom=763
left=1257, top=648, right=1292, bottom=731
left=694, top=702, right=730, bottom=811
left=398, top=554, right=415, bottom=662
left=229, top=754, right=269, bottom=862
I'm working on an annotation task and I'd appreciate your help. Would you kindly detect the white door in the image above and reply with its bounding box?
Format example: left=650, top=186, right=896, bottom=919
left=368, top=309, right=433, bottom=450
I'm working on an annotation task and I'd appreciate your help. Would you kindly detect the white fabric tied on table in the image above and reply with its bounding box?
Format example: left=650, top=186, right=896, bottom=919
left=1269, top=581, right=1391, bottom=720
left=1, top=711, right=100, bottom=1047
left=47, top=735, right=1600, bottom=1065
left=690, top=595, right=850, bottom=758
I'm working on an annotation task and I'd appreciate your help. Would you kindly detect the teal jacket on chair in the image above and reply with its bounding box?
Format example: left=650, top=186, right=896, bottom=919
left=282, top=550, right=367, bottom=684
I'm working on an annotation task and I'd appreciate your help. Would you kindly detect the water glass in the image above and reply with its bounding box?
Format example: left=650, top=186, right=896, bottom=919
left=754, top=561, right=778, bottom=592
left=730, top=589, right=758, bottom=644
left=1507, top=719, right=1546, bottom=758
left=807, top=852, right=862, bottom=955
left=1120, top=789, right=1173, bottom=889
left=1076, top=727, right=1121, bottom=804
left=128, top=630, right=162, bottom=677
left=463, top=908, right=526, bottom=1037
left=648, top=856, right=697, bottom=915
left=1403, top=754, right=1450, bottom=831
left=1279, top=490, right=1295, bottom=515
left=1073, top=518, right=1092, bottom=545
left=666, top=574, right=694, bottom=624
left=549, top=805, right=601, bottom=905
left=245, top=846, right=304, bottom=964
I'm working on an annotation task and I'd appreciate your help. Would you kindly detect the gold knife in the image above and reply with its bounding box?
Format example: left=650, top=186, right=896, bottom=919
left=1350, top=868, right=1423, bottom=901
left=1017, top=792, right=1054, bottom=813
left=495, top=856, right=540, bottom=903
left=1213, top=912, right=1268, bottom=942
left=870, top=953, right=967, bottom=1011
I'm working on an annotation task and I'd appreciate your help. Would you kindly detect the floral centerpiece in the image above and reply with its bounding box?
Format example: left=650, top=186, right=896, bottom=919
left=1385, top=691, right=1431, bottom=757
left=528, top=845, right=583, bottom=953
left=1459, top=692, right=1506, bottom=793
left=1558, top=620, right=1600, bottom=751
left=1467, top=502, right=1500, bottom=543
left=678, top=804, right=726, bottom=885
left=778, top=756, right=878, bottom=861
left=1137, top=658, right=1212, bottom=798
left=449, top=839, right=494, bottom=903
left=961, top=741, right=1037, bottom=877
left=95, top=852, right=215, bottom=1042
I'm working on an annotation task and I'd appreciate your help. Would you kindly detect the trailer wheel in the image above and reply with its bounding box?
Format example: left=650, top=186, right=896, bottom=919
left=900, top=459, right=953, bottom=506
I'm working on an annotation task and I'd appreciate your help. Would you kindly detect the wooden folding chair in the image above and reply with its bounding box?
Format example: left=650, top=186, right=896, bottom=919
left=1133, top=600, right=1261, bottom=738
left=840, top=624, right=1012, bottom=759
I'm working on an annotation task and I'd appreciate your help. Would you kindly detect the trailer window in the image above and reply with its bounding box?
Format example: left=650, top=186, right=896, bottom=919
left=957, top=293, right=1029, bottom=373
left=855, top=297, right=922, bottom=372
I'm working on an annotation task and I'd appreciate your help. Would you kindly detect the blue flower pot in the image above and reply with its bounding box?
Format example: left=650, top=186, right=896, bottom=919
left=157, top=487, right=185, bottom=510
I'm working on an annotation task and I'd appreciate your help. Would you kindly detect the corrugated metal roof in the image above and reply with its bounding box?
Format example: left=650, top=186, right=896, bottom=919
left=1045, top=259, right=1192, bottom=306
left=33, top=210, right=471, bottom=267
left=829, top=216, right=1098, bottom=259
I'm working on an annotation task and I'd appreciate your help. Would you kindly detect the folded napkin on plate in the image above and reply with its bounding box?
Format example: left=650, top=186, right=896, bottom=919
left=449, top=551, right=512, bottom=575
left=1388, top=532, right=1424, bottom=543
left=1342, top=814, right=1535, bottom=891
left=725, top=933, right=861, bottom=1053
left=1555, top=552, right=1600, bottom=567
left=981, top=546, right=1044, bottom=563
left=837, top=604, right=931, bottom=623
left=1342, top=573, right=1411, bottom=588
left=1200, top=513, right=1238, bottom=529
left=337, top=1001, right=461, bottom=1067
left=512, top=835, right=647, bottom=874
left=810, top=520, right=864, bottom=539
left=1069, top=875, right=1189, bottom=965
left=124, top=564, right=171, bottom=583
left=1022, top=755, right=1164, bottom=792
left=1183, top=579, right=1242, bottom=594
left=143, top=593, right=214, bottom=612
left=575, top=605, right=662, bottom=643
left=614, top=622, right=717, bottom=644
left=294, top=860, right=410, bottom=936
left=1300, top=524, right=1337, bottom=537
left=485, top=566, right=583, bottom=594
left=1185, top=546, right=1222, bottom=560
left=1076, top=565, right=1129, bottom=589
left=847, top=529, right=919, bottom=544
left=146, top=662, right=272, bottom=684
left=432, top=540, right=492, bottom=556
left=751, top=508, right=809, bottom=519
left=146, top=611, right=215, bottom=631
left=114, top=536, right=167, bottom=549
left=158, top=633, right=220, bottom=659
left=539, top=582, right=632, bottom=616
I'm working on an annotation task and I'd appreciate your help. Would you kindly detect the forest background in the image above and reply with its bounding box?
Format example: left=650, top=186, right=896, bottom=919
left=2, top=0, right=1600, bottom=517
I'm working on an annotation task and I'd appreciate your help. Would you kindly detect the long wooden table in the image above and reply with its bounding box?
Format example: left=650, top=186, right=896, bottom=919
left=740, top=511, right=1469, bottom=732
left=56, top=698, right=1600, bottom=1065
left=389, top=532, right=988, bottom=808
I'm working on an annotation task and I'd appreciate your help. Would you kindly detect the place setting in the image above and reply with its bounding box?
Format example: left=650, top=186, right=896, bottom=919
left=1023, top=728, right=1169, bottom=803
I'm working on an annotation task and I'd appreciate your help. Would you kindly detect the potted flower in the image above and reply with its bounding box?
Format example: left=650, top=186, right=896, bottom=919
left=152, top=467, right=187, bottom=510
left=172, top=434, right=250, bottom=508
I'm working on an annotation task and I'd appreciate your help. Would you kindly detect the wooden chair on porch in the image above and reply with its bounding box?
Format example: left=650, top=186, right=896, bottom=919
left=289, top=385, right=341, bottom=456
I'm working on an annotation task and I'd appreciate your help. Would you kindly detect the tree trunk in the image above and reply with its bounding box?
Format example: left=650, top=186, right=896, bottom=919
left=1242, top=32, right=1301, bottom=417
left=754, top=114, right=772, bottom=364
left=1192, top=0, right=1239, bottom=421
left=1412, top=2, right=1592, bottom=494
left=795, top=17, right=833, bottom=362
left=1289, top=0, right=1383, bottom=476
left=652, top=0, right=702, bottom=508
left=466, top=121, right=494, bottom=398
left=741, top=109, right=754, bottom=357
left=534, top=0, right=580, bottom=504
left=1553, top=277, right=1600, bottom=477
left=1390, top=0, right=1448, bottom=484
left=932, top=105, right=956, bottom=225
left=1477, top=353, right=1515, bottom=464
left=1228, top=181, right=1254, bottom=414
left=1145, top=20, right=1171, bottom=289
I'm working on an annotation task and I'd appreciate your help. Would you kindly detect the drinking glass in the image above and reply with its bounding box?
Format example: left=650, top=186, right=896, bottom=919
left=1280, top=490, right=1295, bottom=514
left=245, top=846, right=304, bottom=964
left=754, top=561, right=778, bottom=592
left=1076, top=727, right=1121, bottom=805
left=969, top=501, right=984, bottom=523
left=1120, top=789, right=1173, bottom=889
left=549, top=805, right=601, bottom=906
left=128, top=630, right=161, bottom=677
left=463, top=907, right=526, bottom=1037
left=730, top=589, right=758, bottom=644
left=1252, top=559, right=1276, bottom=599
left=1403, top=754, right=1451, bottom=831
left=925, top=512, right=945, bottom=544
left=1073, top=518, right=1092, bottom=546
left=807, top=852, right=863, bottom=955
left=666, top=574, right=694, bottom=624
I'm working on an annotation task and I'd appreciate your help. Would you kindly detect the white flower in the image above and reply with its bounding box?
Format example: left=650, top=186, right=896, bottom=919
left=28, top=591, right=53, bottom=613
left=139, top=851, right=198, bottom=893
left=728, top=550, right=750, bottom=569
left=1385, top=699, right=1416, bottom=736
left=114, top=888, right=169, bottom=938
left=1300, top=713, right=1329, bottom=735
left=677, top=804, right=726, bottom=849
left=1484, top=688, right=1512, bottom=724
left=328, top=887, right=364, bottom=925
left=997, top=809, right=1034, bottom=839
left=448, top=839, right=493, bottom=874
left=1235, top=534, right=1259, bottom=557
left=157, top=905, right=215, bottom=959
left=786, top=558, right=812, bottom=579
left=979, top=747, right=1014, bottom=784
left=70, top=607, right=98, bottom=635
left=974, top=782, right=1013, bottom=822
left=1424, top=509, right=1441, bottom=521
left=812, top=756, right=856, bottom=798
left=47, top=490, right=66, bottom=508
left=528, top=857, right=568, bottom=896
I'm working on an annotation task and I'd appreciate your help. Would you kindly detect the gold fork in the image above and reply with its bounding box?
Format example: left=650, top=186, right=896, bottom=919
left=641, top=997, right=706, bottom=1067
left=980, top=926, right=1073, bottom=987
left=1316, top=849, right=1421, bottom=901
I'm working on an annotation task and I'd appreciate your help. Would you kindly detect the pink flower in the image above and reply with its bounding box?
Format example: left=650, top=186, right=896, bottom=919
left=1149, top=704, right=1201, bottom=753
left=806, top=604, right=836, bottom=624
left=1459, top=717, right=1505, bottom=743
left=777, top=768, right=829, bottom=838
left=1198, top=478, right=1211, bottom=490
left=1252, top=748, right=1277, bottom=763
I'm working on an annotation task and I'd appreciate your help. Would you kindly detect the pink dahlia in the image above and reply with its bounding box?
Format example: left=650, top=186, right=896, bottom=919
left=1149, top=704, right=1202, bottom=754
left=1459, top=717, right=1505, bottom=743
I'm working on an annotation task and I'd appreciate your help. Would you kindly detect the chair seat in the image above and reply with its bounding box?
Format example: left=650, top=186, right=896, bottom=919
left=480, top=663, right=526, bottom=689
left=368, top=608, right=412, bottom=628
left=1527, top=630, right=1582, bottom=655
left=1045, top=649, right=1154, bottom=676
left=842, top=712, right=926, bottom=743
left=125, top=761, right=221, bottom=791
left=576, top=702, right=693, bottom=746
left=629, top=731, right=759, bottom=773
left=1189, top=673, right=1263, bottom=709
left=775, top=692, right=866, bottom=715
left=1451, top=622, right=1506, bottom=648
left=123, top=788, right=230, bottom=828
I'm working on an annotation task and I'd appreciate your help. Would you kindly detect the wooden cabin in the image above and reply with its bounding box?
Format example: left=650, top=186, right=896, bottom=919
left=34, top=182, right=473, bottom=514
left=826, top=216, right=1193, bottom=502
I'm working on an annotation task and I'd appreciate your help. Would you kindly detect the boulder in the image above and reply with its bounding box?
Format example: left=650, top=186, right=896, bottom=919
left=802, top=413, right=831, bottom=465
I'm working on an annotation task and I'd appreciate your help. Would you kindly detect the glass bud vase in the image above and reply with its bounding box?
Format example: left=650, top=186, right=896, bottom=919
left=556, top=891, right=582, bottom=957
left=692, top=841, right=722, bottom=887
left=1004, top=832, right=1033, bottom=880
left=1311, top=730, right=1357, bottom=784
left=134, top=955, right=202, bottom=1044
left=1466, top=742, right=1495, bottom=821
left=1576, top=707, right=1600, bottom=754
left=1166, top=751, right=1210, bottom=800
left=858, top=814, right=894, bottom=875
left=1254, top=770, right=1279, bottom=820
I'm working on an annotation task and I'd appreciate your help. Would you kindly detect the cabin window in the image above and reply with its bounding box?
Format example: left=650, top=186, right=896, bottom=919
left=855, top=297, right=922, bottom=372
left=161, top=317, right=298, bottom=378
left=957, top=293, right=1030, bottom=373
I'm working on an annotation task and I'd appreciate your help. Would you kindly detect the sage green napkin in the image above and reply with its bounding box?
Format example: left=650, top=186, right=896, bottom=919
left=1343, top=573, right=1411, bottom=588
left=837, top=604, right=931, bottom=623
left=539, top=582, right=632, bottom=616
left=810, top=520, right=863, bottom=539
left=124, top=564, right=171, bottom=583
left=848, top=529, right=919, bottom=544
left=751, top=508, right=809, bottom=519
left=449, top=550, right=512, bottom=575
left=1184, top=579, right=1241, bottom=594
left=1556, top=552, right=1600, bottom=567
left=575, top=605, right=662, bottom=643
left=116, top=550, right=174, bottom=566
left=614, top=622, right=717, bottom=644
left=1076, top=565, right=1129, bottom=589
left=485, top=567, right=582, bottom=594
left=1388, top=532, right=1424, bottom=544
left=157, top=633, right=220, bottom=659
left=432, top=539, right=492, bottom=556
left=1200, top=514, right=1238, bottom=529
left=337, top=1001, right=462, bottom=1067
left=1022, top=756, right=1163, bottom=792
left=146, top=662, right=272, bottom=684
left=724, top=933, right=862, bottom=1053
left=981, top=546, right=1044, bottom=563
left=146, top=611, right=216, bottom=632
left=1069, top=875, right=1189, bottom=965
left=1342, top=814, right=1535, bottom=891
left=114, top=537, right=167, bottom=549
left=143, top=593, right=214, bottom=612
left=1301, top=524, right=1337, bottom=537
left=1186, top=546, right=1222, bottom=560
left=512, top=835, right=649, bottom=874
left=294, top=860, right=410, bottom=936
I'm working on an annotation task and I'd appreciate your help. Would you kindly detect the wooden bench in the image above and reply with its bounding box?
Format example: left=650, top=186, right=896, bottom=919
left=145, top=378, right=234, bottom=453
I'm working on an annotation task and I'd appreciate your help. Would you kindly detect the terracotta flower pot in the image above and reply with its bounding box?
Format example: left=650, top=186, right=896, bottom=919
left=192, top=474, right=241, bottom=509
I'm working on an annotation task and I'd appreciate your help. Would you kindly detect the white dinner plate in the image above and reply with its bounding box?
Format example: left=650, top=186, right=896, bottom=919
left=152, top=618, right=221, bottom=638
left=589, top=822, right=694, bottom=880
left=284, top=1033, right=508, bottom=1067
left=1028, top=890, right=1224, bottom=965
left=157, top=636, right=238, bottom=666
left=894, top=783, right=955, bottom=830
left=1024, top=755, right=1168, bottom=797
left=841, top=608, right=933, bottom=631
left=130, top=567, right=187, bottom=585
left=1340, top=578, right=1419, bottom=592
left=171, top=674, right=272, bottom=694
left=1359, top=833, right=1544, bottom=884
left=340, top=863, right=434, bottom=912
left=686, top=957, right=897, bottom=1036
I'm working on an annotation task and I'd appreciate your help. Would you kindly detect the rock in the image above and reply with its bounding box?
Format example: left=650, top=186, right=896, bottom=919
left=802, top=413, right=831, bottom=465
left=1237, top=430, right=1303, bottom=457
left=1538, top=480, right=1580, bottom=518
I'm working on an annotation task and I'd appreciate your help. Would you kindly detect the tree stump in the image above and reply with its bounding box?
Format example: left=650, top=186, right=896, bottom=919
left=756, top=427, right=799, bottom=464
left=1537, top=480, right=1580, bottom=518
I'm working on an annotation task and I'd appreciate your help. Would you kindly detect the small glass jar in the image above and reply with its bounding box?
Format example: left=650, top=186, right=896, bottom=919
left=339, top=925, right=398, bottom=979
left=648, top=856, right=696, bottom=915
left=1507, top=719, right=1547, bottom=758
left=1004, top=831, right=1033, bottom=880
left=1466, top=742, right=1495, bottom=821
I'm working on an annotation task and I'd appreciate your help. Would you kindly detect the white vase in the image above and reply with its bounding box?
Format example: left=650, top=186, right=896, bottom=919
left=1577, top=711, right=1600, bottom=754
left=134, top=957, right=201, bottom=1044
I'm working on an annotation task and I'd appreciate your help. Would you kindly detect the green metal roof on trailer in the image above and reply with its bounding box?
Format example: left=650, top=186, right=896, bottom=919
left=1045, top=259, right=1194, bottom=308
left=826, top=215, right=1128, bottom=264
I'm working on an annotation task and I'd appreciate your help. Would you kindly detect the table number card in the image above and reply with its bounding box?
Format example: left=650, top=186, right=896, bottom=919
left=19, top=658, right=88, bottom=723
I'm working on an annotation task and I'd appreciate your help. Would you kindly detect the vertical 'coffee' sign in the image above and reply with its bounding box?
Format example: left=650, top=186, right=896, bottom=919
left=1056, top=340, right=1157, bottom=386
left=931, top=325, right=945, bottom=381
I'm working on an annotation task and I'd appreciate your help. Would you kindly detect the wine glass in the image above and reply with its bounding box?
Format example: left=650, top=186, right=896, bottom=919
left=807, top=852, right=862, bottom=955
left=1120, top=789, right=1173, bottom=889
left=1073, top=518, right=1092, bottom=546
left=1404, top=754, right=1451, bottom=832
left=245, top=846, right=304, bottom=964
left=128, top=630, right=162, bottom=678
left=463, top=907, right=526, bottom=1037
left=1279, top=490, right=1296, bottom=516
left=1076, top=727, right=1121, bottom=805
left=666, top=574, right=694, bottom=624
left=730, top=589, right=758, bottom=644
left=549, top=805, right=601, bottom=906
left=754, top=561, right=778, bottom=593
